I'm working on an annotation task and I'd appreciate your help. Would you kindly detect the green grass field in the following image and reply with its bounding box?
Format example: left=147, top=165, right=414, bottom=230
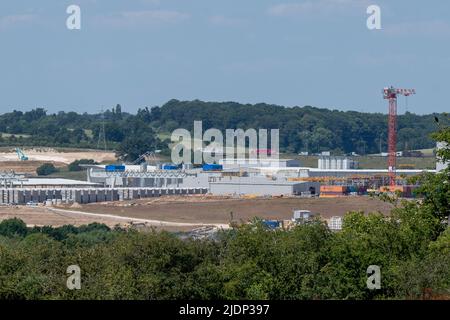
left=0, top=132, right=31, bottom=138
left=286, top=155, right=436, bottom=170
left=47, top=169, right=87, bottom=181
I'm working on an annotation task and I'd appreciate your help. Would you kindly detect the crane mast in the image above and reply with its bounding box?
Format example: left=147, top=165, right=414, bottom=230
left=382, top=86, right=416, bottom=186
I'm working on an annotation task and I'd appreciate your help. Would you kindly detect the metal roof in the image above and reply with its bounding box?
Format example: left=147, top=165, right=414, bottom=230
left=13, top=178, right=101, bottom=186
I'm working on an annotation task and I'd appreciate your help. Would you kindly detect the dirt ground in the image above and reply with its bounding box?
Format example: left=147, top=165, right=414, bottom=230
left=73, top=196, right=394, bottom=224
left=0, top=205, right=201, bottom=232
left=0, top=148, right=116, bottom=174
left=0, top=196, right=394, bottom=232
left=0, top=160, right=68, bottom=174
left=0, top=206, right=124, bottom=227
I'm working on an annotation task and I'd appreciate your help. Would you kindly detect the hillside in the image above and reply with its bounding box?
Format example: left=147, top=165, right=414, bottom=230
left=0, top=101, right=446, bottom=158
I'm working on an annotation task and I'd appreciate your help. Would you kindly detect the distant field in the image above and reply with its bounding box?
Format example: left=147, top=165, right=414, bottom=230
left=0, top=132, right=31, bottom=138
left=289, top=155, right=436, bottom=169
left=413, top=148, right=435, bottom=156
left=358, top=156, right=435, bottom=170
left=47, top=169, right=87, bottom=180
left=0, top=146, right=115, bottom=153
left=0, top=160, right=66, bottom=174
left=157, top=132, right=172, bottom=141
left=0, top=148, right=116, bottom=175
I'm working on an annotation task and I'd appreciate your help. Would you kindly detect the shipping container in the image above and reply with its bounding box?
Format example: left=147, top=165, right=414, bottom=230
left=202, top=164, right=223, bottom=171
left=319, top=194, right=348, bottom=198
left=162, top=164, right=180, bottom=170
left=379, top=185, right=418, bottom=198
left=262, top=220, right=281, bottom=229
left=105, top=165, right=126, bottom=172
left=320, top=185, right=348, bottom=193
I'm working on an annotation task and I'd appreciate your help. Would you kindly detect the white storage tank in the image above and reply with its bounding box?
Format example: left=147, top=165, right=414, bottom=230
left=342, top=158, right=349, bottom=169
left=330, top=158, right=337, bottom=170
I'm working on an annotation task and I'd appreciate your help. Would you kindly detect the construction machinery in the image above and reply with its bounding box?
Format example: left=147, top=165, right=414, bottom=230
left=15, top=148, right=28, bottom=161
left=383, top=87, right=416, bottom=186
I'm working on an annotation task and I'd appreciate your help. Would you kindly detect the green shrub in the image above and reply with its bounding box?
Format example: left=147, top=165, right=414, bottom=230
left=36, top=163, right=57, bottom=176
left=68, top=159, right=98, bottom=172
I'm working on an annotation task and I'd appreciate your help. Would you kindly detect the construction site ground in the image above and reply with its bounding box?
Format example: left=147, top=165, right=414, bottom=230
left=0, top=148, right=116, bottom=174
left=0, top=205, right=203, bottom=232
left=0, top=196, right=394, bottom=232
left=66, top=195, right=394, bottom=225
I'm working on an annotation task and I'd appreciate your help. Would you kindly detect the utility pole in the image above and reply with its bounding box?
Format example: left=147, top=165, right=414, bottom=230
left=379, top=133, right=383, bottom=154
left=97, top=107, right=107, bottom=151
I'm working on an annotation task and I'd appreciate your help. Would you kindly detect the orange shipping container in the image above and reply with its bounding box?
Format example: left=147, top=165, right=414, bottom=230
left=380, top=186, right=406, bottom=193
left=319, top=194, right=347, bottom=198
left=320, top=185, right=347, bottom=193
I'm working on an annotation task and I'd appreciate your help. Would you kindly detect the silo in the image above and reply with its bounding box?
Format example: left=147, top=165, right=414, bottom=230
left=342, top=158, right=349, bottom=169
left=330, top=157, right=337, bottom=170
left=340, top=158, right=345, bottom=169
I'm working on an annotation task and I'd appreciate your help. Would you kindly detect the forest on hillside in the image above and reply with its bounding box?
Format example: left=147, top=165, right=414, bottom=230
left=0, top=100, right=446, bottom=161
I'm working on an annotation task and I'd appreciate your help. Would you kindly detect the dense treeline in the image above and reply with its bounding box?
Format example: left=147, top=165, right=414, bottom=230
left=0, top=208, right=448, bottom=300
left=0, top=101, right=446, bottom=158
left=0, top=105, right=163, bottom=161
left=153, top=100, right=445, bottom=154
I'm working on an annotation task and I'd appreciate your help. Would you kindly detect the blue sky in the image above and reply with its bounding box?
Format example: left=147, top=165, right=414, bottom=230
left=0, top=0, right=449, bottom=114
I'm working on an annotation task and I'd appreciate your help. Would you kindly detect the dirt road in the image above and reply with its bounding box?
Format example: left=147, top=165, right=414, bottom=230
left=48, top=207, right=230, bottom=229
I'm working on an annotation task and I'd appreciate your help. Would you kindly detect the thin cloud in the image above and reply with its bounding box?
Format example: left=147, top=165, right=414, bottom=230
left=139, top=0, right=162, bottom=4
left=267, top=0, right=370, bottom=17
left=385, top=20, right=450, bottom=37
left=209, top=15, right=247, bottom=27
left=0, top=14, right=37, bottom=30
left=94, top=10, right=190, bottom=28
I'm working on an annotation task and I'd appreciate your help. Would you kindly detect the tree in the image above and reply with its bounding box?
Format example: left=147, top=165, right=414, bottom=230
left=432, top=114, right=450, bottom=164
left=113, top=104, right=123, bottom=121
left=411, top=114, right=450, bottom=224
left=116, top=134, right=158, bottom=162
left=36, top=163, right=57, bottom=176
left=116, top=119, right=159, bottom=162
left=68, top=159, right=97, bottom=172
left=0, top=218, right=28, bottom=237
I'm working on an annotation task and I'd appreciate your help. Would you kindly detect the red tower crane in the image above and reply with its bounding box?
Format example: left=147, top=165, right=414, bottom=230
left=383, top=86, right=416, bottom=186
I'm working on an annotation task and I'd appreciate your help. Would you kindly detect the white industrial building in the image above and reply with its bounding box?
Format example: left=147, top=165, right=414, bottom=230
left=256, top=167, right=436, bottom=178
left=209, top=176, right=319, bottom=196
left=318, top=156, right=358, bottom=170
left=219, top=158, right=300, bottom=169
left=12, top=178, right=100, bottom=188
